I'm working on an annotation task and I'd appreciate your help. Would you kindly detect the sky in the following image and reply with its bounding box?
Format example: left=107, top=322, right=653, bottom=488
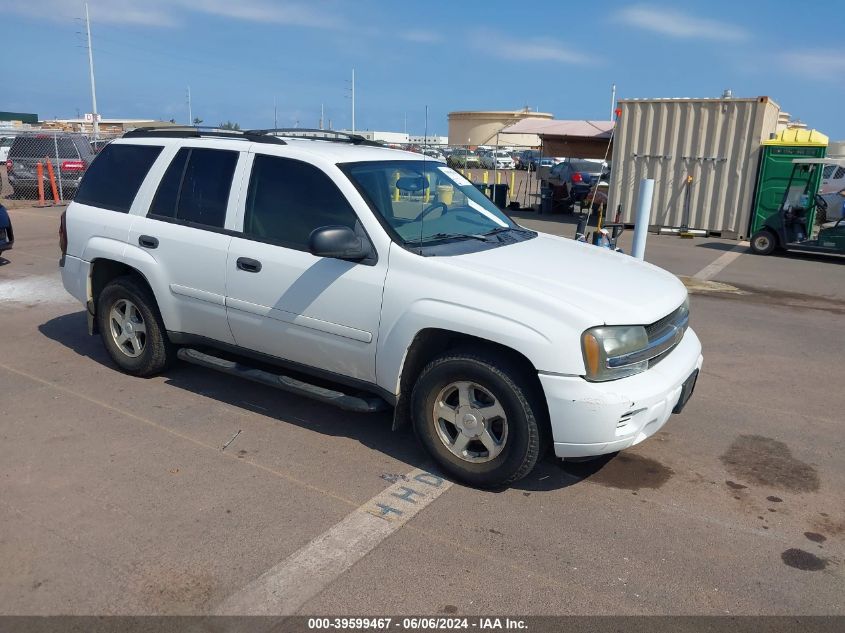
left=4, top=0, right=845, bottom=138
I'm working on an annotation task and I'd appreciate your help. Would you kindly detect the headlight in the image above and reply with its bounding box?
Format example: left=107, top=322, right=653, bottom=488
left=581, top=325, right=650, bottom=382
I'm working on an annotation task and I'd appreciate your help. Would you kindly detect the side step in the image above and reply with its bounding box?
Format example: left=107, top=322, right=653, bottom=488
left=177, top=348, right=390, bottom=413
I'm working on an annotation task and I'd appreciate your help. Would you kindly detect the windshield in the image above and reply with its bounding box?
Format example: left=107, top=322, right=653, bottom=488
left=344, top=160, right=517, bottom=244
left=569, top=159, right=604, bottom=173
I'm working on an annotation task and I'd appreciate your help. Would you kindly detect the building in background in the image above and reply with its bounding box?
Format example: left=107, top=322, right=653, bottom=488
left=40, top=118, right=178, bottom=136
left=340, top=130, right=410, bottom=144
left=448, top=109, right=552, bottom=147
left=0, top=111, right=39, bottom=125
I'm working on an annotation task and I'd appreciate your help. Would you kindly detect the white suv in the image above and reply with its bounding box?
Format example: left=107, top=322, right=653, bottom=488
left=59, top=128, right=702, bottom=488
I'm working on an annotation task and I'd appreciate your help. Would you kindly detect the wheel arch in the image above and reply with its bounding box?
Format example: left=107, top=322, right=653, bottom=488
left=391, top=328, right=550, bottom=433
left=88, top=258, right=157, bottom=333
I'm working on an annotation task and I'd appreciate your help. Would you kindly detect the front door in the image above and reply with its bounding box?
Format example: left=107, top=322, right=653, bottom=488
left=225, top=153, right=387, bottom=383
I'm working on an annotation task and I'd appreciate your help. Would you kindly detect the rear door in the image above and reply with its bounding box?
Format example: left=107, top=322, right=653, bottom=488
left=126, top=143, right=246, bottom=343
left=225, top=152, right=388, bottom=383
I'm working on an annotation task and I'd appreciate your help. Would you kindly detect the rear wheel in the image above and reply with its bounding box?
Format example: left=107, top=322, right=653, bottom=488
left=97, top=276, right=174, bottom=377
left=411, top=351, right=543, bottom=488
left=750, top=229, right=777, bottom=255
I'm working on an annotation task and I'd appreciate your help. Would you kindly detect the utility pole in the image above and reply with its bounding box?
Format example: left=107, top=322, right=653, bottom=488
left=320, top=103, right=324, bottom=130
left=187, top=87, right=192, bottom=125
left=274, top=96, right=278, bottom=129
left=351, top=68, right=356, bottom=135
left=84, top=3, right=99, bottom=141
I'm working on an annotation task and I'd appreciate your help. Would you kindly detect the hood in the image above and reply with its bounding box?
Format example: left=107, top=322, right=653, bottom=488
left=445, top=232, right=687, bottom=326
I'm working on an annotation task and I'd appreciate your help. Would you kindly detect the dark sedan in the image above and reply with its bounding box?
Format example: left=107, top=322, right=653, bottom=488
left=0, top=203, right=14, bottom=257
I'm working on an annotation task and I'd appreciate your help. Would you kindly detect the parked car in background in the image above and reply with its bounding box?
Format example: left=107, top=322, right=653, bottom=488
left=420, top=148, right=446, bottom=162
left=518, top=150, right=555, bottom=171
left=480, top=150, right=516, bottom=170
left=6, top=133, right=95, bottom=199
left=0, top=135, right=14, bottom=162
left=548, top=158, right=607, bottom=202
left=447, top=149, right=480, bottom=169
left=0, top=203, right=14, bottom=258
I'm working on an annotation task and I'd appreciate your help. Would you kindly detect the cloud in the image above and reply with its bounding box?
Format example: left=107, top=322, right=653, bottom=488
left=470, top=28, right=594, bottom=64
left=780, top=49, right=845, bottom=80
left=5, top=0, right=344, bottom=28
left=400, top=29, right=441, bottom=43
left=617, top=4, right=748, bottom=41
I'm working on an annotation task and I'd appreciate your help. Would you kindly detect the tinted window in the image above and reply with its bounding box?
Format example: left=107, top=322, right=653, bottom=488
left=244, top=155, right=358, bottom=249
left=74, top=143, right=163, bottom=212
left=10, top=136, right=81, bottom=159
left=149, top=149, right=189, bottom=219
left=568, top=159, right=603, bottom=172
left=149, top=148, right=237, bottom=228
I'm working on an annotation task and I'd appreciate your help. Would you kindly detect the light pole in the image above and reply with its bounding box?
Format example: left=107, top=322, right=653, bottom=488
left=84, top=2, right=99, bottom=141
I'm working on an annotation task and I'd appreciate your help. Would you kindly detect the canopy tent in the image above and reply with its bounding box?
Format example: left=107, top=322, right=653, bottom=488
left=499, top=119, right=614, bottom=158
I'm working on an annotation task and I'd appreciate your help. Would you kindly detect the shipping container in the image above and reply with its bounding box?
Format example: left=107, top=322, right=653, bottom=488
left=608, top=97, right=781, bottom=239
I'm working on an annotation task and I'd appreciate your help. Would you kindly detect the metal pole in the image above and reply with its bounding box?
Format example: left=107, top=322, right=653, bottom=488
left=320, top=103, right=324, bottom=130
left=84, top=3, right=99, bottom=141
left=351, top=68, right=355, bottom=135
left=610, top=84, right=616, bottom=121
left=187, top=86, right=192, bottom=125
left=632, top=179, right=654, bottom=260
left=54, top=133, right=64, bottom=202
left=273, top=96, right=277, bottom=129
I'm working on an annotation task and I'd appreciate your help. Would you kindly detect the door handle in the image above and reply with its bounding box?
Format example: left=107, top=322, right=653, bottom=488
left=236, top=257, right=262, bottom=273
left=138, top=235, right=159, bottom=249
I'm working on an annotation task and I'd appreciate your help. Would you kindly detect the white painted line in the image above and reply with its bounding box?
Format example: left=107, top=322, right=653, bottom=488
left=214, top=468, right=452, bottom=615
left=692, top=241, right=749, bottom=282
left=0, top=274, right=76, bottom=305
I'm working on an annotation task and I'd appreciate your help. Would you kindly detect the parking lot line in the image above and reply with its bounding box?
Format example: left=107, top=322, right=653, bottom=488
left=691, top=241, right=749, bottom=281
left=0, top=362, right=360, bottom=509
left=215, top=468, right=452, bottom=615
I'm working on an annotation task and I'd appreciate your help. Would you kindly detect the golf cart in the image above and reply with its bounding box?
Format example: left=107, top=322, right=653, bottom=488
left=750, top=158, right=845, bottom=257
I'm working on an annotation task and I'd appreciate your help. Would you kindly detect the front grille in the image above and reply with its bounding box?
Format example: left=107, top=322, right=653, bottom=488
left=646, top=305, right=685, bottom=340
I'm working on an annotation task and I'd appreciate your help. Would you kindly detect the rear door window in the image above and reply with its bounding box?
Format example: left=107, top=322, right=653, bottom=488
left=74, top=143, right=164, bottom=212
left=149, top=147, right=238, bottom=229
left=9, top=136, right=81, bottom=159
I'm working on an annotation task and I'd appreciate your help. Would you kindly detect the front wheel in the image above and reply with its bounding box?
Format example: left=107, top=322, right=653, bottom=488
left=411, top=351, right=543, bottom=488
left=750, top=229, right=777, bottom=255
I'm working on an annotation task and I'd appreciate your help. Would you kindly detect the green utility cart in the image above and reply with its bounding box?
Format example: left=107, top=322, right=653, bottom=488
left=750, top=128, right=828, bottom=236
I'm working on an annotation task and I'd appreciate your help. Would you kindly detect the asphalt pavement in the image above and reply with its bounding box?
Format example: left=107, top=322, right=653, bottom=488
left=0, top=204, right=843, bottom=616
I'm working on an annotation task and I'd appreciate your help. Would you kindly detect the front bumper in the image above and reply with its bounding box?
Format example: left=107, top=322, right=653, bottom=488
left=540, top=328, right=703, bottom=458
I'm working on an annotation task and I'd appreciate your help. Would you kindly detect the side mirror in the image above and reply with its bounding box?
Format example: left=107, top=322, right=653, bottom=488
left=309, top=226, right=369, bottom=261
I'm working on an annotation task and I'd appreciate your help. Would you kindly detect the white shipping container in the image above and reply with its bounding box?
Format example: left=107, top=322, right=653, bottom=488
left=608, top=97, right=781, bottom=239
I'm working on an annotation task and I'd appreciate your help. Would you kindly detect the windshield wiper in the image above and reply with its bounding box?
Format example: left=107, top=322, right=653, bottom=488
left=418, top=232, right=492, bottom=244
left=482, top=226, right=533, bottom=238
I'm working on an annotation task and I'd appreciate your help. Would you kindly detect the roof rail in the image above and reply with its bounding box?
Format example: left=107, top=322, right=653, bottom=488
left=123, top=126, right=286, bottom=145
left=252, top=128, right=383, bottom=147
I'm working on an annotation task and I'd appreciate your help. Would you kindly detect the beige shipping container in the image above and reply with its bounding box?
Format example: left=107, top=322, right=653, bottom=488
left=608, top=97, right=781, bottom=239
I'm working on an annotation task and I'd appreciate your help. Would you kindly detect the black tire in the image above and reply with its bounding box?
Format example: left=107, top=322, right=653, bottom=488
left=750, top=229, right=777, bottom=255
left=411, top=350, right=543, bottom=488
left=97, top=276, right=174, bottom=377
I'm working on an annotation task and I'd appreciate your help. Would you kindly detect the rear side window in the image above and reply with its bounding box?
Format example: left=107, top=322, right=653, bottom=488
left=243, top=154, right=358, bottom=249
left=149, top=148, right=237, bottom=229
left=74, top=143, right=163, bottom=212
left=9, top=136, right=82, bottom=159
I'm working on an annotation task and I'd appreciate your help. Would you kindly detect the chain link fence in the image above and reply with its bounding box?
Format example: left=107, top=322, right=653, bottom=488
left=1, top=130, right=120, bottom=204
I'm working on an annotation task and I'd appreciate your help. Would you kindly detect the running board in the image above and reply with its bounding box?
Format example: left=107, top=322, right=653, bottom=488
left=177, top=348, right=390, bottom=413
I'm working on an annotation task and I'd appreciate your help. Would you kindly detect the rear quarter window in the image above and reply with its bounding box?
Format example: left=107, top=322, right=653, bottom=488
left=74, top=143, right=164, bottom=213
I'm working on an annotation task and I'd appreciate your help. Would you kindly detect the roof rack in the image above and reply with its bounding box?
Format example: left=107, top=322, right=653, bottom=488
left=251, top=128, right=383, bottom=147
left=123, top=126, right=286, bottom=145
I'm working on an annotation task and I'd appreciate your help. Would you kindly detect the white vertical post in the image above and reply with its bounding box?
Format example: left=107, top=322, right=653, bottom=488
left=351, top=68, right=355, bottom=135
left=632, top=179, right=654, bottom=260
left=187, top=86, right=192, bottom=125
left=610, top=83, right=616, bottom=121
left=84, top=3, right=99, bottom=141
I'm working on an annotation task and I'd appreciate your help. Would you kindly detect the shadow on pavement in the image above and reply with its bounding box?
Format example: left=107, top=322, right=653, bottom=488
left=39, top=310, right=620, bottom=493
left=694, top=242, right=746, bottom=252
